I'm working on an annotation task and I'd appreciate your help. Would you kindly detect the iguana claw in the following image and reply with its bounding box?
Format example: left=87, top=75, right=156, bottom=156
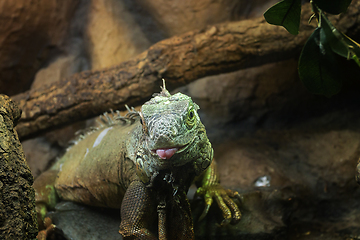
left=195, top=184, right=242, bottom=226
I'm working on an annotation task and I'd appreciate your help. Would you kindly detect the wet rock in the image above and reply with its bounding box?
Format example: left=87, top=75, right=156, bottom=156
left=48, top=202, right=122, bottom=240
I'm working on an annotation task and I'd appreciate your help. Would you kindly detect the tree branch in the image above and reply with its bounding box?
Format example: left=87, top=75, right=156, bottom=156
left=12, top=1, right=360, bottom=140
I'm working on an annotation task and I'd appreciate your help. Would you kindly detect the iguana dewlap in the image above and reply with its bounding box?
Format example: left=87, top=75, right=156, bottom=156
left=34, top=82, right=241, bottom=240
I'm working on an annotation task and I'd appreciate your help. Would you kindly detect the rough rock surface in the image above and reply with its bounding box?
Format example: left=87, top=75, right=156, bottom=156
left=137, top=0, right=277, bottom=36
left=84, top=0, right=153, bottom=69
left=0, top=0, right=79, bottom=96
left=0, top=95, right=37, bottom=239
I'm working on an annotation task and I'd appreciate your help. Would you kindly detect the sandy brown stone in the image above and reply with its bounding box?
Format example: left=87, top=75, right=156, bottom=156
left=138, top=0, right=278, bottom=36
left=0, top=0, right=79, bottom=96
left=85, top=0, right=153, bottom=69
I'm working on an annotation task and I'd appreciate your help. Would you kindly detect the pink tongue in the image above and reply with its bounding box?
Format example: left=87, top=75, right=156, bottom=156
left=156, top=148, right=178, bottom=159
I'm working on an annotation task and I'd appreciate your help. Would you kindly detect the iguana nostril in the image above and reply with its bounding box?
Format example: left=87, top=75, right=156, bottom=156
left=171, top=127, right=178, bottom=137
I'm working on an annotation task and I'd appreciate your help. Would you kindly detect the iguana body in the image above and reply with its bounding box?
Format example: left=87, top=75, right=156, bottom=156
left=34, top=83, right=241, bottom=239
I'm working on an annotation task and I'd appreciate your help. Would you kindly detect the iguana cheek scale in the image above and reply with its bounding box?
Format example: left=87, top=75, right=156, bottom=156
left=34, top=81, right=242, bottom=240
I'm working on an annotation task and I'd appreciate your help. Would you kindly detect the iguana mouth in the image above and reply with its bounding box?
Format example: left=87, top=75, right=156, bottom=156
left=152, top=144, right=189, bottom=160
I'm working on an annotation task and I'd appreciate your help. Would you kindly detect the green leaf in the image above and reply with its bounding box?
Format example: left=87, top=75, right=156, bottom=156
left=298, top=27, right=342, bottom=97
left=313, top=0, right=352, bottom=15
left=320, top=12, right=360, bottom=67
left=320, top=12, right=349, bottom=58
left=264, top=0, right=301, bottom=35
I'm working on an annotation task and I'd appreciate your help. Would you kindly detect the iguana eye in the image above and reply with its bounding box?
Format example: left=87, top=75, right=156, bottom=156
left=186, top=107, right=196, bottom=128
left=189, top=110, right=194, bottom=119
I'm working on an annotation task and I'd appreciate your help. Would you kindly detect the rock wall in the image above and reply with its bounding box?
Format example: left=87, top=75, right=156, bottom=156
left=0, top=0, right=79, bottom=96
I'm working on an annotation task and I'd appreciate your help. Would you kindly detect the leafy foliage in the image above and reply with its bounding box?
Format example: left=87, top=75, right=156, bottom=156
left=264, top=0, right=359, bottom=97
left=299, top=28, right=342, bottom=97
left=320, top=12, right=360, bottom=66
left=264, top=0, right=302, bottom=35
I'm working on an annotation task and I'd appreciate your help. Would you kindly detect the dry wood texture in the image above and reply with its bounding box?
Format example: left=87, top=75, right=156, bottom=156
left=12, top=1, right=360, bottom=140
left=0, top=95, right=38, bottom=239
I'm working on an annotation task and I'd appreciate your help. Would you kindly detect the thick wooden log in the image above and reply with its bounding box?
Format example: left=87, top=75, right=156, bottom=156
left=12, top=1, right=360, bottom=140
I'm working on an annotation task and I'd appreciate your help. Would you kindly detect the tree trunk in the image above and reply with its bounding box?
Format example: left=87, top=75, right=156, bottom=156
left=12, top=1, right=360, bottom=140
left=0, top=94, right=38, bottom=239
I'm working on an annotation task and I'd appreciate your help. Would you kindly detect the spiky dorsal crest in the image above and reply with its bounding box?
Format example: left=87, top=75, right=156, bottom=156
left=97, top=107, right=139, bottom=127
left=69, top=107, right=140, bottom=146
left=70, top=80, right=167, bottom=146
left=153, top=78, right=171, bottom=98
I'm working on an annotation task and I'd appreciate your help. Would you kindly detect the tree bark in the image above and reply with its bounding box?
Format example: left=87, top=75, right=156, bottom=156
left=0, top=95, right=38, bottom=239
left=12, top=1, right=360, bottom=140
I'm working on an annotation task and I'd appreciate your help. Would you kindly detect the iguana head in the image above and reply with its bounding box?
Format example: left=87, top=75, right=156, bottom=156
left=135, top=81, right=213, bottom=184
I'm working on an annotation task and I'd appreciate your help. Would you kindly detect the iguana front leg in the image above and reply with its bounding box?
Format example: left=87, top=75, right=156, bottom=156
left=120, top=180, right=195, bottom=240
left=195, top=160, right=242, bottom=225
left=157, top=192, right=195, bottom=240
left=119, top=180, right=158, bottom=239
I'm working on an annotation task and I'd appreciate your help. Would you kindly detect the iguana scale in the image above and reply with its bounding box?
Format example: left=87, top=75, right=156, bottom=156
left=34, top=81, right=241, bottom=240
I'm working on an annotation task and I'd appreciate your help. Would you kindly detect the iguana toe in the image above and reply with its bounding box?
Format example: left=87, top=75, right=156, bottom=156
left=195, top=185, right=242, bottom=226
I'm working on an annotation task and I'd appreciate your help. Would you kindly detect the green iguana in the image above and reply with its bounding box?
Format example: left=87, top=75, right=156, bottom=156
left=34, top=81, right=241, bottom=240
